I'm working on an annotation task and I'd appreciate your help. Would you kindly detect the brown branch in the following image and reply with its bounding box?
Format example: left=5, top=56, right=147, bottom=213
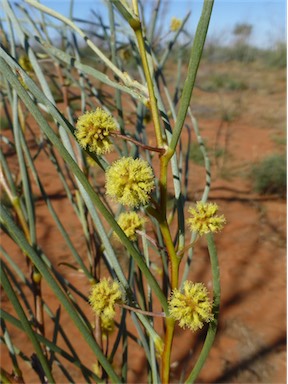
left=120, top=303, right=165, bottom=318
left=112, top=131, right=165, bottom=155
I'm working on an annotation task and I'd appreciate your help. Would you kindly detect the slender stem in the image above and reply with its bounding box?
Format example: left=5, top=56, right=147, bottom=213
left=0, top=169, right=30, bottom=242
left=136, top=230, right=165, bottom=251
left=167, top=0, right=214, bottom=157
left=113, top=132, right=164, bottom=154
left=1, top=318, right=24, bottom=381
left=148, top=207, right=180, bottom=384
left=159, top=156, right=169, bottom=219
left=159, top=220, right=180, bottom=290
left=120, top=304, right=165, bottom=318
left=131, top=0, right=139, bottom=17
left=156, top=9, right=216, bottom=378
left=93, top=314, right=103, bottom=379
left=147, top=152, right=177, bottom=384
left=130, top=18, right=164, bottom=148
left=185, top=233, right=221, bottom=383
left=56, top=63, right=68, bottom=108
left=146, top=208, right=180, bottom=290
left=161, top=317, right=175, bottom=384
left=177, top=238, right=198, bottom=258
left=1, top=264, right=55, bottom=383
left=107, top=2, right=128, bottom=156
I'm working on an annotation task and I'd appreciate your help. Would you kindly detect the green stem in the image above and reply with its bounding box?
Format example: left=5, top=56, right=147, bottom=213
left=167, top=0, right=214, bottom=157
left=148, top=206, right=180, bottom=384
left=107, top=2, right=128, bottom=156
left=130, top=17, right=164, bottom=148
left=1, top=318, right=24, bottom=381
left=159, top=219, right=180, bottom=290
left=157, top=12, right=216, bottom=378
left=161, top=317, right=175, bottom=384
left=149, top=163, right=176, bottom=384
left=185, top=233, right=220, bottom=383
left=146, top=207, right=180, bottom=290
left=1, top=264, right=55, bottom=383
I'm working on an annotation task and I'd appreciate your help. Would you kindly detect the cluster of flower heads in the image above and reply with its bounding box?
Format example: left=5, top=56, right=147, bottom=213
left=89, top=278, right=124, bottom=323
left=75, top=108, right=117, bottom=155
left=77, top=110, right=227, bottom=334
left=115, top=211, right=146, bottom=242
left=75, top=109, right=155, bottom=208
left=187, top=201, right=226, bottom=236
left=168, top=281, right=213, bottom=331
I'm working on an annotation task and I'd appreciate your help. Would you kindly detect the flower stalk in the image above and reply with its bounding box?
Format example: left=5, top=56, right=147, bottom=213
left=128, top=10, right=164, bottom=148
left=120, top=303, right=165, bottom=318
left=112, top=131, right=165, bottom=154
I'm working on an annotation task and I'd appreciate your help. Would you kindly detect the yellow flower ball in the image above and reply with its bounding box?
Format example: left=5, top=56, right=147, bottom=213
left=86, top=155, right=98, bottom=168
left=170, top=17, right=182, bottom=32
left=89, top=278, right=124, bottom=320
left=187, top=201, right=226, bottom=236
left=105, top=157, right=155, bottom=208
left=101, top=317, right=115, bottom=335
left=168, top=281, right=213, bottom=331
left=19, top=55, right=33, bottom=72
left=155, top=336, right=164, bottom=357
left=116, top=211, right=146, bottom=241
left=75, top=108, right=117, bottom=155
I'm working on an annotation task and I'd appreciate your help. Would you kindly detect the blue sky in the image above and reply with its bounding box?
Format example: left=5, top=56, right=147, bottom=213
left=1, top=0, right=286, bottom=47
left=42, top=0, right=287, bottom=47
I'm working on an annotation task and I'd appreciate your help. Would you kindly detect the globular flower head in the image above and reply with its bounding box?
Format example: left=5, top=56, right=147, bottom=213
left=89, top=278, right=124, bottom=320
left=170, top=17, right=182, bottom=32
left=101, top=317, right=115, bottom=335
left=18, top=73, right=29, bottom=90
left=187, top=201, right=226, bottom=236
left=116, top=211, right=146, bottom=241
left=86, top=155, right=98, bottom=168
left=92, top=363, right=101, bottom=377
left=75, top=108, right=117, bottom=155
left=105, top=157, right=155, bottom=208
left=168, top=281, right=213, bottom=331
left=19, top=55, right=33, bottom=72
left=155, top=336, right=164, bottom=357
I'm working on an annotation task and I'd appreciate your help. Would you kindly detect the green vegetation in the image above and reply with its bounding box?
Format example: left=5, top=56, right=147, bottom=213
left=202, top=43, right=286, bottom=67
left=0, top=115, right=10, bottom=131
left=189, top=141, right=206, bottom=165
left=201, top=74, right=248, bottom=92
left=272, top=133, right=286, bottom=147
left=189, top=141, right=226, bottom=166
left=251, top=154, right=286, bottom=196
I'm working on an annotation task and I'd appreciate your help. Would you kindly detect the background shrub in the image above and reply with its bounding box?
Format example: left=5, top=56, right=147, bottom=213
left=251, top=154, right=286, bottom=196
